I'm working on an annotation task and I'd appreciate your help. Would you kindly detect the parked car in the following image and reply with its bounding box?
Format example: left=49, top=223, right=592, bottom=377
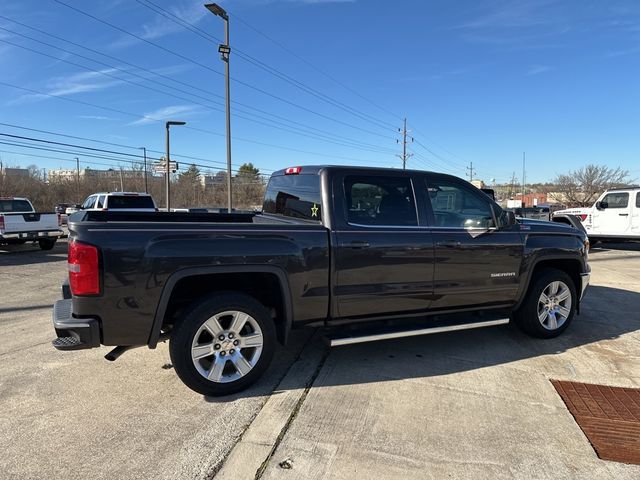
left=507, top=206, right=551, bottom=221
left=65, top=204, right=82, bottom=215
left=554, top=186, right=640, bottom=241
left=55, top=203, right=71, bottom=215
left=52, top=166, right=590, bottom=396
left=1, top=197, right=63, bottom=250
left=76, top=192, right=157, bottom=212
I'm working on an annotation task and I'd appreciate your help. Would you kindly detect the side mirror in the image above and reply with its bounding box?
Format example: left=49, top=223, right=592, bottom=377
left=595, top=201, right=605, bottom=210
left=502, top=210, right=517, bottom=227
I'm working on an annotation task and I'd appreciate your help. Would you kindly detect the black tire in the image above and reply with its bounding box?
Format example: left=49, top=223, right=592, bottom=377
left=38, top=239, right=56, bottom=250
left=169, top=292, right=277, bottom=396
left=513, top=268, right=577, bottom=338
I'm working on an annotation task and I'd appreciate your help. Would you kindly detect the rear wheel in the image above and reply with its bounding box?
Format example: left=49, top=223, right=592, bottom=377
left=169, top=292, right=276, bottom=396
left=38, top=239, right=56, bottom=250
left=513, top=268, right=576, bottom=338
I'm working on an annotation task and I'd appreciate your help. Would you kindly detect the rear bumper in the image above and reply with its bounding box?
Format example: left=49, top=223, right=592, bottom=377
left=580, top=272, right=590, bottom=300
left=52, top=299, right=100, bottom=351
left=1, top=229, right=63, bottom=241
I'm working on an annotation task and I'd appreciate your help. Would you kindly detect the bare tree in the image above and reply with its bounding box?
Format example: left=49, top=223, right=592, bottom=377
left=553, top=164, right=632, bottom=207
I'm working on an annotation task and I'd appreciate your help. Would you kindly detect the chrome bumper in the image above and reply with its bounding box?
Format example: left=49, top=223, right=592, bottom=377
left=580, top=272, right=590, bottom=300
left=1, top=229, right=63, bottom=240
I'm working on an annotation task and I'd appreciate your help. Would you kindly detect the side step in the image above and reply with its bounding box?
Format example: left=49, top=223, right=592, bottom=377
left=327, top=318, right=510, bottom=347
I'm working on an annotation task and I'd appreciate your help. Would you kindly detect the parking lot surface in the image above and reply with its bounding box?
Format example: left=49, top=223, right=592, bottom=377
left=1, top=240, right=639, bottom=479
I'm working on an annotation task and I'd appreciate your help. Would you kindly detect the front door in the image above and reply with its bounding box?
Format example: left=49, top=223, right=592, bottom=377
left=592, top=191, right=632, bottom=236
left=332, top=173, right=435, bottom=321
left=423, top=175, right=523, bottom=310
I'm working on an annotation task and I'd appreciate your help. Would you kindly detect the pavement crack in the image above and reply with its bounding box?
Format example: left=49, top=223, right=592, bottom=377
left=254, top=347, right=329, bottom=480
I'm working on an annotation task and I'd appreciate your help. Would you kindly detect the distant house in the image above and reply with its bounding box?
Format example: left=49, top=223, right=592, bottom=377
left=1, top=167, right=29, bottom=178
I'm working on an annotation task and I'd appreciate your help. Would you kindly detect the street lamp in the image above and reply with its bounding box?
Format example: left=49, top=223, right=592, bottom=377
left=165, top=121, right=186, bottom=211
left=139, top=147, right=148, bottom=193
left=205, top=3, right=233, bottom=213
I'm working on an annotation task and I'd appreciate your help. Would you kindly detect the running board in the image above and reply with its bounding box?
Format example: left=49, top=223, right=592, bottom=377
left=327, top=318, right=510, bottom=347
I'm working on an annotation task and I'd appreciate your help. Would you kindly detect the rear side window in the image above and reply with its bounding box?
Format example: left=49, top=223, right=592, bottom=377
left=344, top=175, right=417, bottom=226
left=0, top=199, right=32, bottom=212
left=106, top=195, right=155, bottom=209
left=601, top=192, right=628, bottom=209
left=96, top=195, right=106, bottom=209
left=263, top=175, right=322, bottom=221
left=636, top=192, right=640, bottom=208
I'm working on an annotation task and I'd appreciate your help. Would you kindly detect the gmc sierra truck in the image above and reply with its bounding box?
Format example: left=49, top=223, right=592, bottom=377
left=52, top=166, right=591, bottom=396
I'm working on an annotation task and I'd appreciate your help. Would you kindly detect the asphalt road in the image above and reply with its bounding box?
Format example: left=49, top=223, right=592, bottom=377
left=1, top=239, right=639, bottom=479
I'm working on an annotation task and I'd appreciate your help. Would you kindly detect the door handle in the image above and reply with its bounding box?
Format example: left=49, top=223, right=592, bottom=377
left=436, top=241, right=461, bottom=248
left=619, top=213, right=629, bottom=216
left=348, top=241, right=370, bottom=249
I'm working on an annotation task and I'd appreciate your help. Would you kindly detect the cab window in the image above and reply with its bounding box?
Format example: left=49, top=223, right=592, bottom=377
left=601, top=192, right=628, bottom=209
left=96, top=195, right=106, bottom=209
left=344, top=175, right=417, bottom=226
left=425, top=178, right=495, bottom=229
left=635, top=192, right=640, bottom=208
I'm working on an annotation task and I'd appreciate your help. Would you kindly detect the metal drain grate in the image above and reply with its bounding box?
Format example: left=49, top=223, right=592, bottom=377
left=551, top=380, right=640, bottom=465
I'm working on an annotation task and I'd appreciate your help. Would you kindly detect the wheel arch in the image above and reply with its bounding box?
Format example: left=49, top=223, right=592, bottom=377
left=515, top=256, right=583, bottom=312
left=148, top=266, right=293, bottom=348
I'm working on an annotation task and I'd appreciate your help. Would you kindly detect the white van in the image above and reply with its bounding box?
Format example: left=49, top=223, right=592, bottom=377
left=554, top=187, right=640, bottom=240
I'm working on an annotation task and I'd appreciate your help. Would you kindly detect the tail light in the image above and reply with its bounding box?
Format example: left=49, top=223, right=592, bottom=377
left=0, top=215, right=4, bottom=230
left=68, top=240, right=100, bottom=296
left=578, top=214, right=588, bottom=221
left=57, top=213, right=62, bottom=227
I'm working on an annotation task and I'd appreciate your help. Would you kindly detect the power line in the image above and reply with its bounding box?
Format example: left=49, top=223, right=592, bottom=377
left=0, top=81, right=390, bottom=165
left=0, top=35, right=396, bottom=155
left=229, top=8, right=402, bottom=124
left=0, top=14, right=398, bottom=152
left=0, top=122, right=273, bottom=173
left=52, top=0, right=396, bottom=140
left=135, top=0, right=397, bottom=133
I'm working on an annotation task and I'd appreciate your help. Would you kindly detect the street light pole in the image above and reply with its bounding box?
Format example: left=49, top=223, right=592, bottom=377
left=140, top=147, right=148, bottom=193
left=205, top=3, right=233, bottom=213
left=165, top=121, right=186, bottom=211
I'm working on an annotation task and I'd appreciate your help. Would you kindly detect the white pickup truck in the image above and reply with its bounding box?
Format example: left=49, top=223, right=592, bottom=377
left=554, top=187, right=640, bottom=241
left=0, top=197, right=64, bottom=250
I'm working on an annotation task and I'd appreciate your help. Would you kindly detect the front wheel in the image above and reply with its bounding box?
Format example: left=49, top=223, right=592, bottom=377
left=513, top=268, right=577, bottom=338
left=169, top=292, right=276, bottom=396
left=38, top=239, right=56, bottom=250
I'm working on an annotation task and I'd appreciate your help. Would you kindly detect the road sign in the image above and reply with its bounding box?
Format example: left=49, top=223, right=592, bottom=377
left=153, top=161, right=179, bottom=173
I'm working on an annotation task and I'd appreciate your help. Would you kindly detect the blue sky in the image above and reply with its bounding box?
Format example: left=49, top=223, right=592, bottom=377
left=0, top=0, right=639, bottom=183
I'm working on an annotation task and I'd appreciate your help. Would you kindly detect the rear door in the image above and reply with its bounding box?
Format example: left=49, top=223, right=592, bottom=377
left=422, top=174, right=523, bottom=310
left=592, top=191, right=632, bottom=236
left=633, top=192, right=640, bottom=237
left=331, top=171, right=435, bottom=321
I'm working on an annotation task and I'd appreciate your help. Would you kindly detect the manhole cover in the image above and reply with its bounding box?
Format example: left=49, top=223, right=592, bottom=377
left=551, top=380, right=640, bottom=465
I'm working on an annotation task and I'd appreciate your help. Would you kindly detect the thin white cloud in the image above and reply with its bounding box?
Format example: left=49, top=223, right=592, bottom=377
left=128, top=104, right=203, bottom=126
left=110, top=0, right=207, bottom=49
left=526, top=64, right=552, bottom=75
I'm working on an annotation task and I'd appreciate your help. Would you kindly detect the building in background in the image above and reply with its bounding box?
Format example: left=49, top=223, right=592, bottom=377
left=0, top=167, right=30, bottom=178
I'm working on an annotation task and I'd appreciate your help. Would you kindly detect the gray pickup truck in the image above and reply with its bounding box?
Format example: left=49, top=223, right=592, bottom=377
left=52, top=166, right=590, bottom=396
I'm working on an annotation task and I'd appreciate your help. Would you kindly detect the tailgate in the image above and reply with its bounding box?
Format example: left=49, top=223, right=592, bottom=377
left=2, top=212, right=58, bottom=233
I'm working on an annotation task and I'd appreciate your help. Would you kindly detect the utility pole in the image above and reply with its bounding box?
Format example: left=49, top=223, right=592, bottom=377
left=165, top=121, right=186, bottom=211
left=522, top=151, right=526, bottom=202
left=509, top=171, right=517, bottom=198
left=119, top=167, right=124, bottom=192
left=466, top=162, right=475, bottom=182
left=396, top=118, right=413, bottom=169
left=75, top=157, right=80, bottom=203
left=140, top=147, right=148, bottom=193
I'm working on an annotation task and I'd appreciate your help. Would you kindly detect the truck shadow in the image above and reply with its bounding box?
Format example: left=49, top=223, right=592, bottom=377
left=210, top=285, right=639, bottom=401
left=0, top=239, right=68, bottom=266
left=590, top=241, right=640, bottom=252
